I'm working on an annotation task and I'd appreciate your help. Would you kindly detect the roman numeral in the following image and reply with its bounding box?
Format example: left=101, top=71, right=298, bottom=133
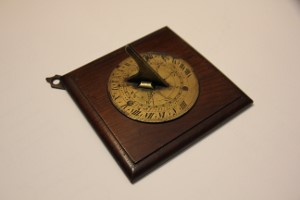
left=144, top=54, right=153, bottom=61
left=159, top=112, right=166, bottom=118
left=172, top=58, right=177, bottom=64
left=131, top=109, right=141, bottom=116
left=114, top=96, right=120, bottom=101
left=179, top=63, right=185, bottom=70
left=184, top=68, right=191, bottom=76
left=120, top=104, right=128, bottom=109
left=111, top=84, right=119, bottom=90
left=180, top=101, right=187, bottom=110
left=124, top=62, right=131, bottom=67
left=145, top=112, right=154, bottom=119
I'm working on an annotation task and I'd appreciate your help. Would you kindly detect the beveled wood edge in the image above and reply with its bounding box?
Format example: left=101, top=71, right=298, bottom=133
left=61, top=75, right=136, bottom=180
left=62, top=72, right=252, bottom=183
left=130, top=94, right=253, bottom=183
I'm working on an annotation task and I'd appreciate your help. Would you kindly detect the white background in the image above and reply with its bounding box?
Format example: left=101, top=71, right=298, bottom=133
left=1, top=0, right=300, bottom=199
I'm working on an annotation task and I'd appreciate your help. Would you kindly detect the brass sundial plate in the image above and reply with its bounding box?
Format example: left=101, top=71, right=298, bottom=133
left=108, top=52, right=199, bottom=123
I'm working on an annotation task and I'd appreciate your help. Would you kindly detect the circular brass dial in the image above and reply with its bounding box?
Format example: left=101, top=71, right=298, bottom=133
left=108, top=52, right=199, bottom=123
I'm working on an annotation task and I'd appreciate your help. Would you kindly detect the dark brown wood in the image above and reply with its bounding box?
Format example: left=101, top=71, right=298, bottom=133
left=56, top=27, right=253, bottom=182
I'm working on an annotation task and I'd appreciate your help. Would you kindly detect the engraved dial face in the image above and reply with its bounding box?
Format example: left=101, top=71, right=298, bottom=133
left=108, top=52, right=199, bottom=123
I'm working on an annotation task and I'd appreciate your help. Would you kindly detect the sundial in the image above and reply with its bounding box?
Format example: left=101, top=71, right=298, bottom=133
left=46, top=27, right=253, bottom=182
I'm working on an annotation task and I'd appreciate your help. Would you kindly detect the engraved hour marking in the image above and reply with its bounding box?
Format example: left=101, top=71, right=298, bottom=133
left=182, top=86, right=189, bottom=91
left=120, top=104, right=128, bottom=109
left=179, top=63, right=185, bottom=70
left=184, top=68, right=191, bottom=76
left=145, top=112, right=154, bottom=119
left=180, top=101, right=187, bottom=110
left=172, top=58, right=177, bottom=64
left=161, top=55, right=168, bottom=62
left=131, top=109, right=141, bottom=116
left=124, top=62, right=131, bottom=66
left=159, top=112, right=166, bottom=118
left=144, top=54, right=153, bottom=61
left=114, top=95, right=121, bottom=100
left=111, top=84, right=119, bottom=90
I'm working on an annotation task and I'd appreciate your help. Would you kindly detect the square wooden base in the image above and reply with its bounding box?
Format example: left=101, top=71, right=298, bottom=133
left=49, top=27, right=253, bottom=182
